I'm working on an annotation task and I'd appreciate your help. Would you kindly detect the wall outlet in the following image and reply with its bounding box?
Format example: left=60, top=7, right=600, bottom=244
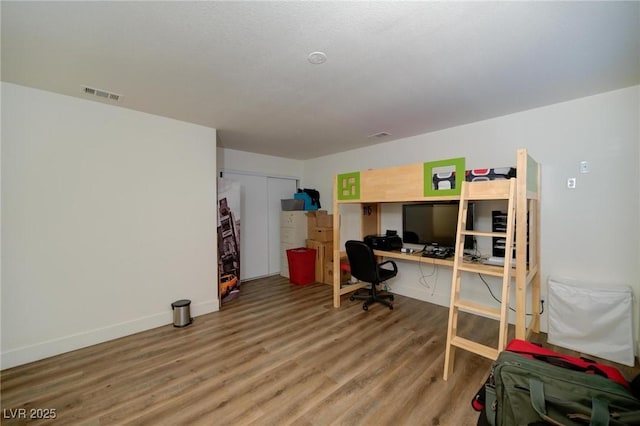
left=567, top=178, right=576, bottom=189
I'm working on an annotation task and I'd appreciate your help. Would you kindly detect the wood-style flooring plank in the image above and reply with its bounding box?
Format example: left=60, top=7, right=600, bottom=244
left=1, top=275, right=638, bottom=425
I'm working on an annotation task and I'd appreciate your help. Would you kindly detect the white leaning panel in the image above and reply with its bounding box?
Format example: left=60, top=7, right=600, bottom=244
left=548, top=276, right=634, bottom=366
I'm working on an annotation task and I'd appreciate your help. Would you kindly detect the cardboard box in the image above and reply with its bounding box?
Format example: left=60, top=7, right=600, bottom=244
left=317, top=212, right=333, bottom=228
left=305, top=210, right=321, bottom=231
left=323, top=262, right=351, bottom=285
left=308, top=227, right=333, bottom=242
left=306, top=240, right=333, bottom=283
left=306, top=210, right=332, bottom=235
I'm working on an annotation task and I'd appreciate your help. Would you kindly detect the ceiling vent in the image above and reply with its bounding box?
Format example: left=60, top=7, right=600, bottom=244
left=367, top=132, right=391, bottom=139
left=81, top=86, right=122, bottom=102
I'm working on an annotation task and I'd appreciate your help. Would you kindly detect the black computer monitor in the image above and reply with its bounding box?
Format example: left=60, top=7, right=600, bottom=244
left=402, top=201, right=474, bottom=249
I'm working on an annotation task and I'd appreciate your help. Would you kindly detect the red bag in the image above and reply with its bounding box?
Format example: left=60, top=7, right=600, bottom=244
left=505, top=339, right=630, bottom=389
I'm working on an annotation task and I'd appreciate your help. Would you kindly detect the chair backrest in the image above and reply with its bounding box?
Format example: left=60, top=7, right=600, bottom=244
left=345, top=240, right=379, bottom=284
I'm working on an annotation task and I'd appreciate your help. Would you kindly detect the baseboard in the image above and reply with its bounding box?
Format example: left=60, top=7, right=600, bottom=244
left=188, top=298, right=219, bottom=318
left=1, top=299, right=219, bottom=370
left=389, top=286, right=450, bottom=309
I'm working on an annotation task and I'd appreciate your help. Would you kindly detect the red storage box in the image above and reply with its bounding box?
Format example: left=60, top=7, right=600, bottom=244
left=286, top=247, right=316, bottom=285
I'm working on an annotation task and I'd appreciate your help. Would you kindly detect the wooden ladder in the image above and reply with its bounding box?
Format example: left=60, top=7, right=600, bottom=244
left=443, top=178, right=517, bottom=380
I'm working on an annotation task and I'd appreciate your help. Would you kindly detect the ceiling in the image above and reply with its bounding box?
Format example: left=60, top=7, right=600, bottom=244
left=2, top=2, right=639, bottom=160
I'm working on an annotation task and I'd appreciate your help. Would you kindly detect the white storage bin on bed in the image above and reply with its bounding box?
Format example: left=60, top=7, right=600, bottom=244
left=548, top=276, right=634, bottom=366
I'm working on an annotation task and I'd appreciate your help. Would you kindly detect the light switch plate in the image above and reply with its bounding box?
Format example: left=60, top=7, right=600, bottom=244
left=580, top=161, right=590, bottom=174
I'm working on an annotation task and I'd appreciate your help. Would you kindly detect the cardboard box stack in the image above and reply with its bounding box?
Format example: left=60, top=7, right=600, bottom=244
left=306, top=210, right=350, bottom=285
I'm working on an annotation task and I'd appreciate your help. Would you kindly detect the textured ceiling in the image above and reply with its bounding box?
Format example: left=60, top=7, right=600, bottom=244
left=2, top=1, right=639, bottom=160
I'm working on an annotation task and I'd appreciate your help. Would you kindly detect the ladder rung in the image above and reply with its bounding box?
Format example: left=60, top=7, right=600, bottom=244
left=460, top=230, right=507, bottom=238
left=457, top=262, right=510, bottom=277
left=451, top=336, right=499, bottom=360
left=454, top=300, right=501, bottom=319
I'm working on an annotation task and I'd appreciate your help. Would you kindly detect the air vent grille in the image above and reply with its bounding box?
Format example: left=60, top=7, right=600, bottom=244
left=367, top=132, right=391, bottom=139
left=81, top=86, right=122, bottom=102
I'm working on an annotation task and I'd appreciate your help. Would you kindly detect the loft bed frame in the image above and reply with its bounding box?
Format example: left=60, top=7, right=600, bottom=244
left=331, top=148, right=541, bottom=340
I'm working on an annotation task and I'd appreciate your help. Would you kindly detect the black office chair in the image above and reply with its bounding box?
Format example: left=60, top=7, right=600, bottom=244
left=345, top=240, right=398, bottom=311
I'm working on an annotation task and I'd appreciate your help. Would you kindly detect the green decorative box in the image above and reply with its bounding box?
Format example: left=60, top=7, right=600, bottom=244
left=423, top=157, right=465, bottom=197
left=337, top=172, right=360, bottom=200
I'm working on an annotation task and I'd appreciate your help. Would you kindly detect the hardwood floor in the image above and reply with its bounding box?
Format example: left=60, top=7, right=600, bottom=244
left=2, top=276, right=637, bottom=425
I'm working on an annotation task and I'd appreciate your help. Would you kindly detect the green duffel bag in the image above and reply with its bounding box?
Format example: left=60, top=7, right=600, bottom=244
left=484, top=351, right=640, bottom=426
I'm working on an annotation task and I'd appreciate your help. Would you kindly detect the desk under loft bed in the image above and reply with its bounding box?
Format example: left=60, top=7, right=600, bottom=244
left=331, top=148, right=541, bottom=343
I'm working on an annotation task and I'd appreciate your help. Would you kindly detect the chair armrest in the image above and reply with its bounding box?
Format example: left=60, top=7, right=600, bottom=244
left=379, top=260, right=398, bottom=274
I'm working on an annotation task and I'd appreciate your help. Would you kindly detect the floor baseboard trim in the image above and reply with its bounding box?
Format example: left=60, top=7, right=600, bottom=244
left=1, top=299, right=219, bottom=370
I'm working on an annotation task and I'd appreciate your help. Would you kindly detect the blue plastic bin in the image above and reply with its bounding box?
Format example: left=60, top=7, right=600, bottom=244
left=294, top=192, right=318, bottom=211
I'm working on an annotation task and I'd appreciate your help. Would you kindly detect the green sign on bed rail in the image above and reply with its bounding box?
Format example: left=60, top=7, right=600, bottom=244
left=423, top=157, right=465, bottom=197
left=337, top=172, right=360, bottom=200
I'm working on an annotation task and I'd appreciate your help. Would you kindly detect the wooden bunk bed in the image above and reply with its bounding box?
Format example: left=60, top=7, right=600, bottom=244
left=331, top=148, right=541, bottom=354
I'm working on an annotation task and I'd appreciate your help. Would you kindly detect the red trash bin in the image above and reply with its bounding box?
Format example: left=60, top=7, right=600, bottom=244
left=286, top=247, right=316, bottom=285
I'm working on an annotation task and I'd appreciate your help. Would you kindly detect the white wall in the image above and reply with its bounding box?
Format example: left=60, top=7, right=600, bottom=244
left=637, top=88, right=640, bottom=358
left=217, top=147, right=303, bottom=181
left=305, top=86, right=640, bottom=349
left=0, top=83, right=3, bottom=359
left=1, top=83, right=219, bottom=368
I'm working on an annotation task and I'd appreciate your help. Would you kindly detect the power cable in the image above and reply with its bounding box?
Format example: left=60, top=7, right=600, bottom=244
left=478, top=273, right=544, bottom=316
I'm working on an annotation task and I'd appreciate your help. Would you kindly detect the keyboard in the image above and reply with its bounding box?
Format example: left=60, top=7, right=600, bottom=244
left=422, top=249, right=453, bottom=259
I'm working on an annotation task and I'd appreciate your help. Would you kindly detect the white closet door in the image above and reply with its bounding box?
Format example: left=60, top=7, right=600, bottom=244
left=222, top=173, right=268, bottom=280
left=222, top=172, right=297, bottom=280
left=267, top=177, right=297, bottom=274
